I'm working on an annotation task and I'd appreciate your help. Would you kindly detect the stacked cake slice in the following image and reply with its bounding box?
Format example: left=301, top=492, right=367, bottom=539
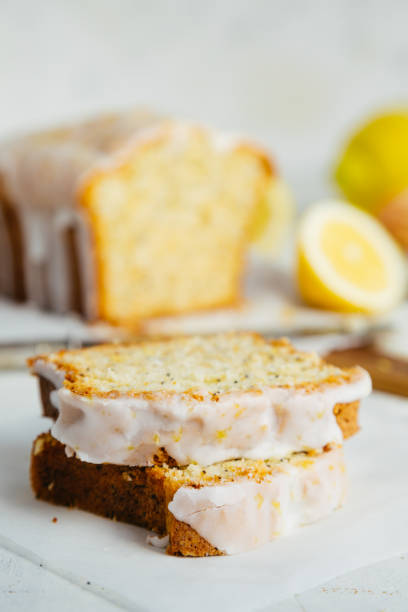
left=29, top=332, right=371, bottom=556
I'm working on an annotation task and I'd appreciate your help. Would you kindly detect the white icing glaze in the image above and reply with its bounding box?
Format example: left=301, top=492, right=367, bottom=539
left=146, top=534, right=169, bottom=549
left=47, top=208, right=76, bottom=313
left=168, top=447, right=346, bottom=554
left=73, top=208, right=98, bottom=319
left=5, top=199, right=95, bottom=315
left=35, top=360, right=66, bottom=389
left=34, top=360, right=371, bottom=466
left=16, top=205, right=51, bottom=306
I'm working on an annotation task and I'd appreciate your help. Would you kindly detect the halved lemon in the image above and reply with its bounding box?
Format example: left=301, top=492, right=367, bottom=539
left=249, top=177, right=294, bottom=256
left=297, top=200, right=406, bottom=313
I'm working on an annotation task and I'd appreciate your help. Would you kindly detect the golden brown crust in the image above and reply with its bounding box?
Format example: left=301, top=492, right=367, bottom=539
left=165, top=514, right=222, bottom=557
left=333, top=400, right=360, bottom=439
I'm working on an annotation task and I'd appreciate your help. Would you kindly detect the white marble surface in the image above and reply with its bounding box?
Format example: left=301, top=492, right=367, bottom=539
left=0, top=548, right=118, bottom=612
left=2, top=547, right=407, bottom=611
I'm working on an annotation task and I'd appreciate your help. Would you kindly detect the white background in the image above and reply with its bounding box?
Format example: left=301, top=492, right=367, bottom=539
left=1, top=0, right=408, bottom=206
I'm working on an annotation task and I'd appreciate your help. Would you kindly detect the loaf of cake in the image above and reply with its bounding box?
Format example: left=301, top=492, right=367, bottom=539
left=0, top=110, right=286, bottom=326
left=29, top=332, right=371, bottom=556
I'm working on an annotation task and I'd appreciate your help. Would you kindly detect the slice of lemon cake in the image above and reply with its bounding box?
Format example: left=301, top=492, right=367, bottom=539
left=29, top=332, right=370, bottom=467
left=31, top=432, right=346, bottom=556
left=29, top=332, right=371, bottom=556
left=0, top=109, right=287, bottom=325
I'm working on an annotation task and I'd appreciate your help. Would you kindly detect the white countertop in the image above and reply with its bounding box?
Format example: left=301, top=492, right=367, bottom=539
left=2, top=546, right=407, bottom=612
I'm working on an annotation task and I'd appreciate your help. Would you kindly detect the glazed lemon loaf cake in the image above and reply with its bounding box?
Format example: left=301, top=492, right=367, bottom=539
left=29, top=332, right=371, bottom=556
left=0, top=110, right=284, bottom=325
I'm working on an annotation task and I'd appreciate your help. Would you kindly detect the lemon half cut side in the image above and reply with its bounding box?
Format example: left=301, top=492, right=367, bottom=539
left=297, top=200, right=407, bottom=314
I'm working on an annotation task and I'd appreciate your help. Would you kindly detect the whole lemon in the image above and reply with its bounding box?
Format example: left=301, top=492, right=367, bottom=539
left=335, top=111, right=408, bottom=250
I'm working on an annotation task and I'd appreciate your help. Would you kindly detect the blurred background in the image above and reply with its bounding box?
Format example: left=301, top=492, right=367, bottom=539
left=1, top=0, right=407, bottom=206
left=1, top=0, right=408, bottom=388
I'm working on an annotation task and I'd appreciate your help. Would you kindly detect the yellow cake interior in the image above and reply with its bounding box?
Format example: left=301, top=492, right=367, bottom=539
left=81, top=125, right=273, bottom=325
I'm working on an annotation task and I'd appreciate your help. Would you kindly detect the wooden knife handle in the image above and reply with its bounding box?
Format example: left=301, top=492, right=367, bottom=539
left=326, top=344, right=408, bottom=397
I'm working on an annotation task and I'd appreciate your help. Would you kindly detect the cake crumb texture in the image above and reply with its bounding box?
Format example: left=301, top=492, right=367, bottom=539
left=30, top=332, right=366, bottom=397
